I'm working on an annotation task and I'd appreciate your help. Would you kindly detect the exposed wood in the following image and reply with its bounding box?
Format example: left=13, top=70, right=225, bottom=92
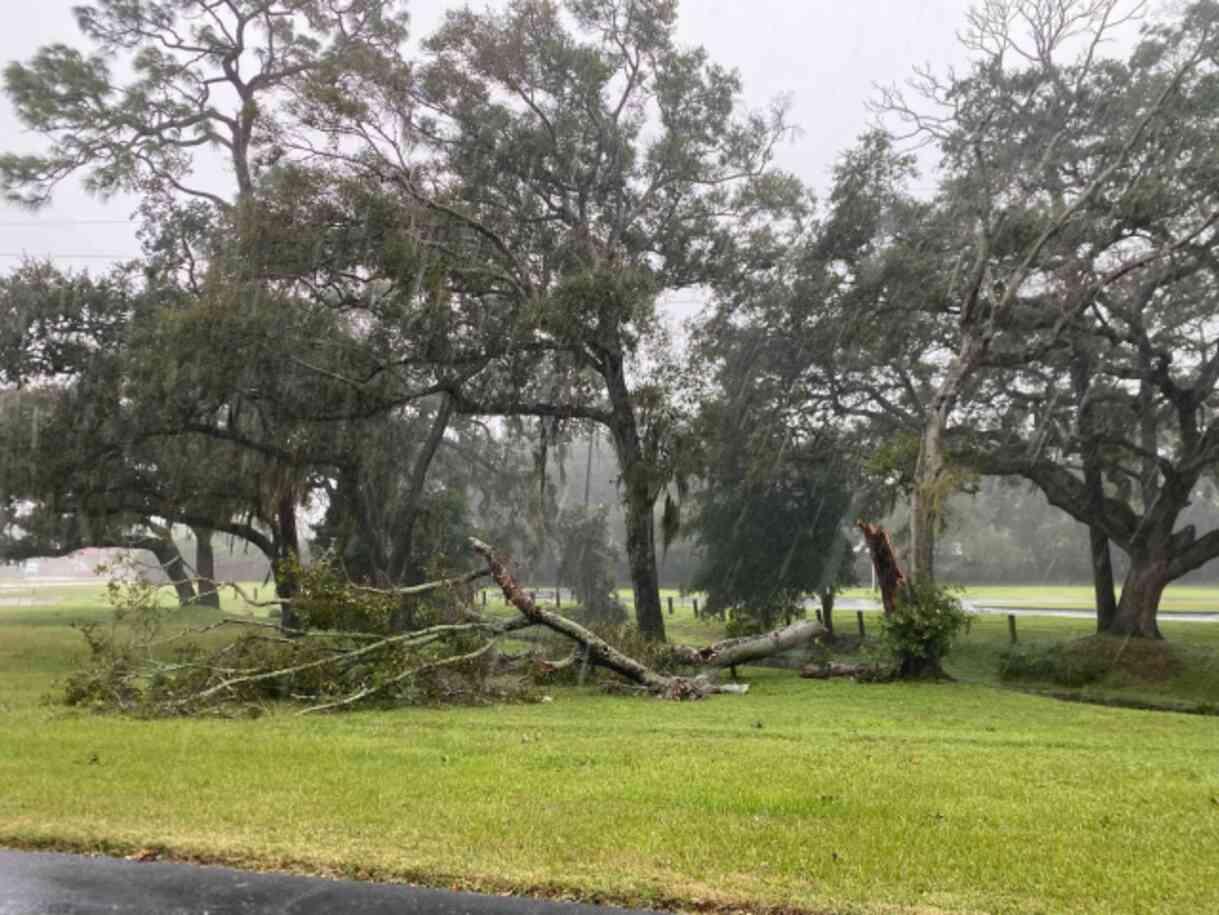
left=857, top=521, right=907, bottom=615
left=469, top=538, right=738, bottom=699
left=800, top=662, right=892, bottom=681
left=667, top=620, right=827, bottom=669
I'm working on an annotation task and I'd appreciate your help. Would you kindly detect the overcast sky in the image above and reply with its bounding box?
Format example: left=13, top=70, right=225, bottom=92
left=0, top=0, right=974, bottom=277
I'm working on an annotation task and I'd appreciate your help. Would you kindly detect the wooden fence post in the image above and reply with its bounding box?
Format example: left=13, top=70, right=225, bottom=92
left=857, top=611, right=866, bottom=639
left=667, top=596, right=674, bottom=616
left=1008, top=614, right=1018, bottom=644
left=693, top=598, right=700, bottom=618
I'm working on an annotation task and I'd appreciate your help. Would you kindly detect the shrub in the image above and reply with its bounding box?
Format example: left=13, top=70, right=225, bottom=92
left=880, top=577, right=971, bottom=678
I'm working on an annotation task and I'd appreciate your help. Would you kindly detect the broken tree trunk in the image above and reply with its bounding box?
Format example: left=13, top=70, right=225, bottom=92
left=469, top=538, right=738, bottom=699
left=667, top=620, right=827, bottom=669
left=799, top=661, right=892, bottom=681
left=857, top=521, right=907, bottom=615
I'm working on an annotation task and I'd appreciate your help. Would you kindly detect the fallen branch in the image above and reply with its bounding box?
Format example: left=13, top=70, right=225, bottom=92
left=350, top=569, right=491, bottom=597
left=300, top=640, right=500, bottom=715
left=469, top=538, right=742, bottom=699
left=668, top=620, right=828, bottom=669
left=169, top=617, right=528, bottom=709
left=800, top=661, right=893, bottom=682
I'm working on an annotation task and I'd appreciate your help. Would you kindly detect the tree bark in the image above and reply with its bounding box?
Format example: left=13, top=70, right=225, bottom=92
left=1087, top=524, right=1117, bottom=632
left=1071, top=350, right=1119, bottom=631
left=1110, top=553, right=1167, bottom=639
left=667, top=619, right=827, bottom=668
left=857, top=521, right=907, bottom=615
left=145, top=538, right=197, bottom=608
left=469, top=538, right=727, bottom=698
left=819, top=588, right=835, bottom=637
left=274, top=494, right=302, bottom=631
left=192, top=526, right=221, bottom=609
left=604, top=355, right=666, bottom=642
left=910, top=409, right=946, bottom=581
left=800, top=661, right=890, bottom=680
left=622, top=488, right=664, bottom=640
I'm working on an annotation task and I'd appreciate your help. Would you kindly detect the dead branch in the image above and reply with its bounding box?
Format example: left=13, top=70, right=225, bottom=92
left=173, top=570, right=490, bottom=608
left=170, top=617, right=525, bottom=709
left=800, top=661, right=893, bottom=682
left=469, top=537, right=742, bottom=699
left=300, top=640, right=500, bottom=715
left=668, top=620, right=828, bottom=669
left=350, top=569, right=491, bottom=597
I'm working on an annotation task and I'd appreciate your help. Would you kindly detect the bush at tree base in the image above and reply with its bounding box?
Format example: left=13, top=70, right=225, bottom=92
left=879, top=577, right=971, bottom=678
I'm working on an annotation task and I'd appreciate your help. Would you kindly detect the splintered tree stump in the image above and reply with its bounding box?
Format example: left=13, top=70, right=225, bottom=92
left=857, top=521, right=907, bottom=616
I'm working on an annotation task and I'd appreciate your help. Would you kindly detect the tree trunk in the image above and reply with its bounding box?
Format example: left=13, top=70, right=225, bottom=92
left=801, top=661, right=891, bottom=681
left=604, top=355, right=666, bottom=642
left=622, top=489, right=665, bottom=641
left=1072, top=351, right=1118, bottom=631
left=668, top=619, right=827, bottom=668
left=819, top=588, right=835, bottom=637
left=470, top=538, right=731, bottom=698
left=1110, top=554, right=1167, bottom=639
left=274, top=494, right=302, bottom=631
left=146, top=539, right=197, bottom=608
left=192, top=526, right=221, bottom=609
left=910, top=410, right=946, bottom=581
left=1087, top=525, right=1117, bottom=633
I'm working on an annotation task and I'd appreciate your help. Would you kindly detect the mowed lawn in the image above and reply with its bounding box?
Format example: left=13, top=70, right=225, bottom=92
left=1, top=585, right=1219, bottom=914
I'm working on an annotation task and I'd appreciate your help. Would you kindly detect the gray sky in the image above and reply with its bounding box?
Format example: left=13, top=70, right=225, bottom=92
left=0, top=0, right=972, bottom=275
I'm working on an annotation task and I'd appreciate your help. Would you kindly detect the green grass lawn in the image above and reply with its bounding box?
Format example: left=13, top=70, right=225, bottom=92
left=2, top=585, right=1219, bottom=914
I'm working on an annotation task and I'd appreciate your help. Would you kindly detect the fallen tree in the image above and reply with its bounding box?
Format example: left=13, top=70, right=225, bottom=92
left=69, top=537, right=828, bottom=714
left=799, top=661, right=892, bottom=681
left=469, top=538, right=754, bottom=699
left=61, top=528, right=970, bottom=714
left=666, top=620, right=828, bottom=674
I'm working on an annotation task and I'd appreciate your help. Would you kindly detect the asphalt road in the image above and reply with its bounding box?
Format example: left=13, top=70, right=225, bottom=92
left=0, top=851, right=665, bottom=915
left=836, top=598, right=1219, bottom=623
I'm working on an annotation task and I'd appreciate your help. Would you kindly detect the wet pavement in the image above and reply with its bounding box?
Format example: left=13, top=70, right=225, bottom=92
left=0, top=851, right=665, bottom=915
left=836, top=598, right=1219, bottom=623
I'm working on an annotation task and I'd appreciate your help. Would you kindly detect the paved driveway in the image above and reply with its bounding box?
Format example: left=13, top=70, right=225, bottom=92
left=0, top=851, right=664, bottom=915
